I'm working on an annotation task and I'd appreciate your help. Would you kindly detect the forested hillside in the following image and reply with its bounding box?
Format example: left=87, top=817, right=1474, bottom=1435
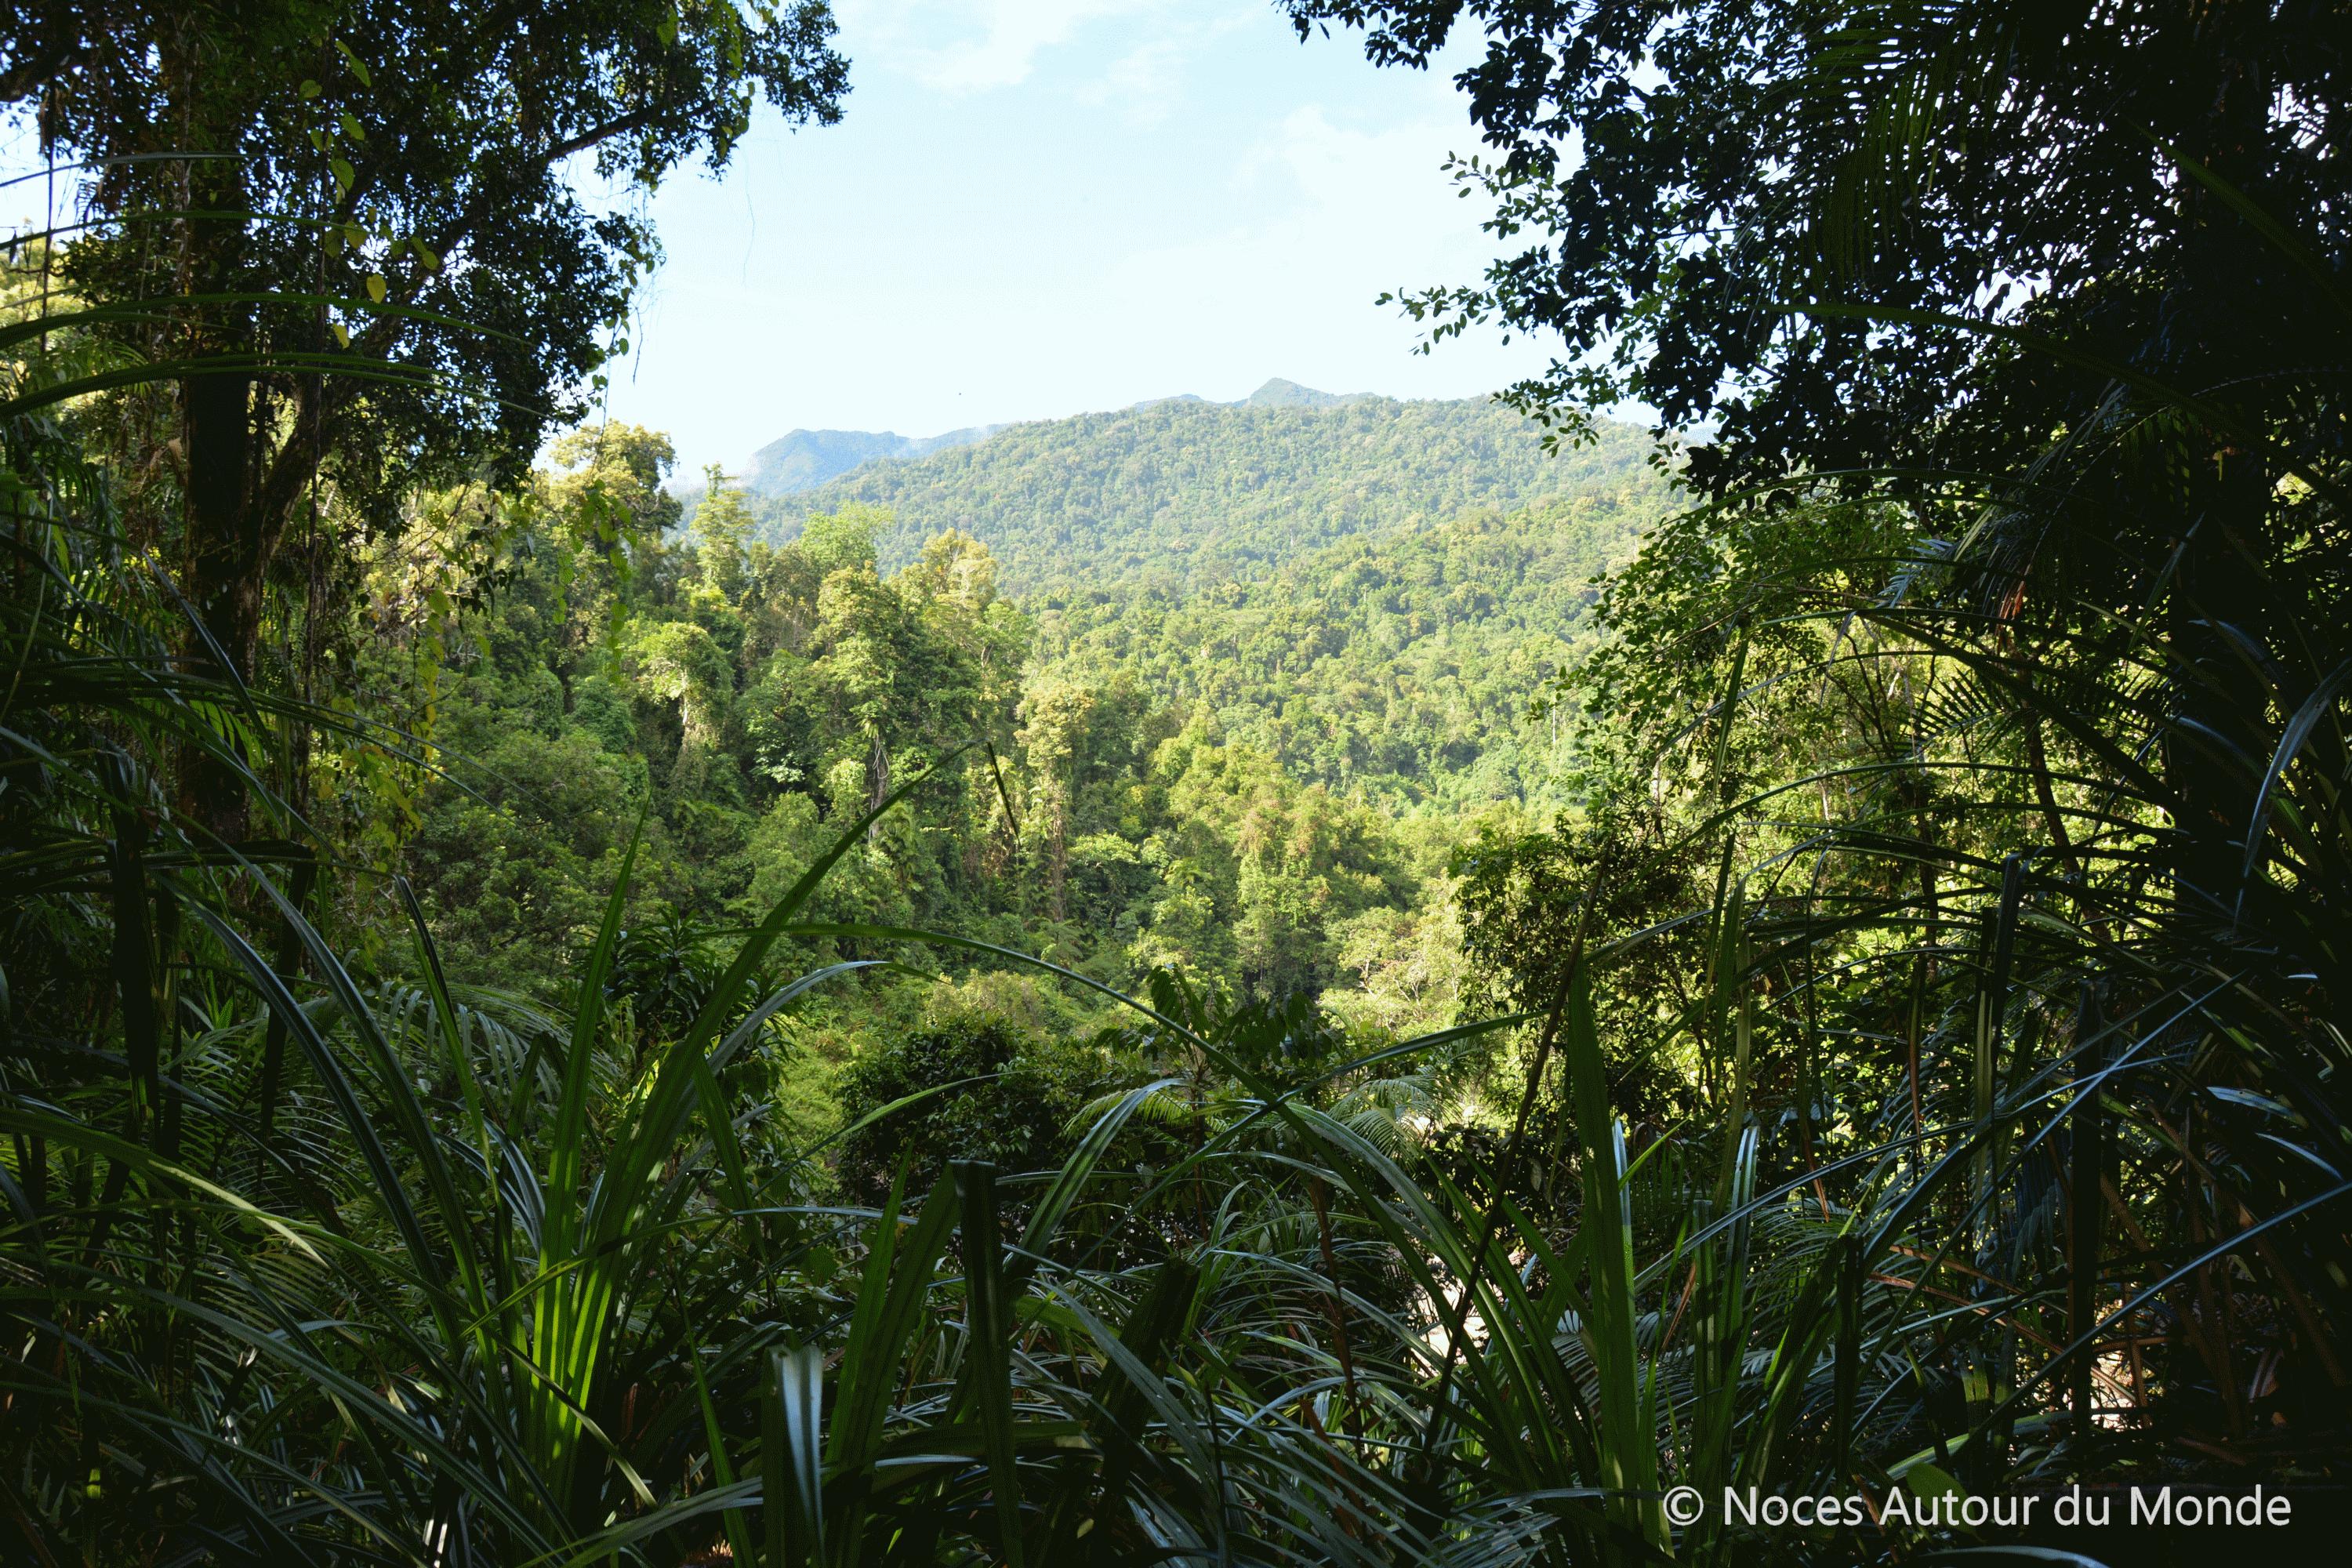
left=9, top=4, right=2350, bottom=1564
left=1031, top=489, right=1658, bottom=805
left=760, top=390, right=1661, bottom=592
left=394, top=418, right=1644, bottom=1050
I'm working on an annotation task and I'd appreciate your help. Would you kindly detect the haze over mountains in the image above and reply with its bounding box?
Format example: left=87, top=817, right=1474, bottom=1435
left=742, top=424, right=1009, bottom=494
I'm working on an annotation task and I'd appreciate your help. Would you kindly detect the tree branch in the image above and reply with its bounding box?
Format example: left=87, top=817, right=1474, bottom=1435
left=541, top=104, right=666, bottom=168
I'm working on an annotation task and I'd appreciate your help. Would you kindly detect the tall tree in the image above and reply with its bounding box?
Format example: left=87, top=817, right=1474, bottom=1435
left=691, top=463, right=756, bottom=597
left=1288, top=0, right=2351, bottom=912
left=3, top=0, right=847, bottom=833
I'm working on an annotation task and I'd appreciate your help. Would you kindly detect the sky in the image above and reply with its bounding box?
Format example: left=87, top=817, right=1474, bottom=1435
left=587, top=0, right=1560, bottom=477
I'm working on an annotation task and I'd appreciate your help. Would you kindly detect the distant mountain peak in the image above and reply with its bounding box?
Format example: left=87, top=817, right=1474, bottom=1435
left=742, top=423, right=1004, bottom=495
left=1238, top=378, right=1363, bottom=409
left=742, top=385, right=1384, bottom=494
left=1136, top=380, right=1370, bottom=413
left=769, top=391, right=1657, bottom=597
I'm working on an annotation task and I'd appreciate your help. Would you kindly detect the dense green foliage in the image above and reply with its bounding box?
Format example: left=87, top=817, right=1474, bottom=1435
left=767, top=392, right=1660, bottom=593
left=1283, top=0, right=2348, bottom=499
left=5, top=3, right=2351, bottom=1566
left=379, top=394, right=1667, bottom=1041
left=1030, top=488, right=1657, bottom=805
left=394, top=430, right=1612, bottom=1029
left=4, top=0, right=846, bottom=848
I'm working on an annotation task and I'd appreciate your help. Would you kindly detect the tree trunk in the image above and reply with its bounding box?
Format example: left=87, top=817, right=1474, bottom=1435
left=2166, top=456, right=2270, bottom=927
left=171, top=147, right=335, bottom=843
left=169, top=109, right=271, bottom=843
left=2163, top=0, right=2275, bottom=929
left=177, top=361, right=262, bottom=842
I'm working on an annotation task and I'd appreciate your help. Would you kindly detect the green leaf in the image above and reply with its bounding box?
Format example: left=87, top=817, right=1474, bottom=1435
left=1052, top=1260, right=1200, bottom=1559
left=831, top=1171, right=956, bottom=1470
left=2209, top=1085, right=2297, bottom=1118
left=764, top=1347, right=826, bottom=1567
left=412, top=238, right=441, bottom=271
left=1564, top=970, right=1668, bottom=1557
left=299, top=78, right=321, bottom=99
left=333, top=38, right=372, bottom=88
left=330, top=158, right=354, bottom=194
left=690, top=1356, right=757, bottom=1568
left=953, top=1162, right=1026, bottom=1568
left=331, top=321, right=350, bottom=348
left=1906, top=1461, right=1965, bottom=1503
left=1017, top=1077, right=1178, bottom=1281
left=657, top=10, right=680, bottom=47
left=339, top=111, right=365, bottom=143
left=365, top=274, right=387, bottom=304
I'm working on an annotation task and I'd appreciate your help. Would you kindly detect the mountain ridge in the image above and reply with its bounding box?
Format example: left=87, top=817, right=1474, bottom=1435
left=742, top=423, right=1007, bottom=494
left=747, top=390, right=1667, bottom=596
left=738, top=379, right=1374, bottom=495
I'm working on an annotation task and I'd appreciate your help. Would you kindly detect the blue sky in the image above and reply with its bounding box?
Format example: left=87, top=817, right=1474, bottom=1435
left=588, top=0, right=1559, bottom=476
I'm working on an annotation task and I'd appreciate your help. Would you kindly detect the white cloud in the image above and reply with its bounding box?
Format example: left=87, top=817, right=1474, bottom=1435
left=1077, top=8, right=1256, bottom=126
left=1065, top=103, right=1533, bottom=401
left=848, top=0, right=1163, bottom=93
left=1129, top=103, right=1486, bottom=292
left=601, top=6, right=1555, bottom=467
